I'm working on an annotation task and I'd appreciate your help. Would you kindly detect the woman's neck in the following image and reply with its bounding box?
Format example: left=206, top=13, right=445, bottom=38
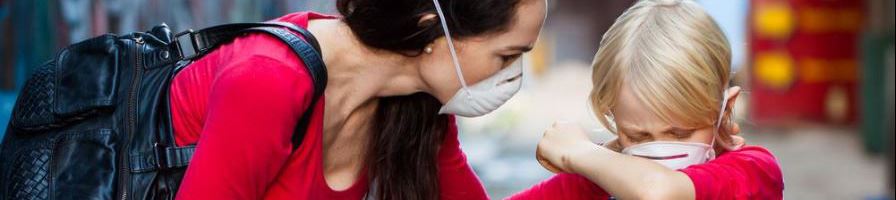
left=307, top=19, right=425, bottom=144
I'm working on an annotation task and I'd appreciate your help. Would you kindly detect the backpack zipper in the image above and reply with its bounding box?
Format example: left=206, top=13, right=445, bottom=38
left=120, top=35, right=144, bottom=200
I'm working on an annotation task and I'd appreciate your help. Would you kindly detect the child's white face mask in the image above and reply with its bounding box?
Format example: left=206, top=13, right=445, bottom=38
left=621, top=141, right=715, bottom=170
left=620, top=88, right=731, bottom=170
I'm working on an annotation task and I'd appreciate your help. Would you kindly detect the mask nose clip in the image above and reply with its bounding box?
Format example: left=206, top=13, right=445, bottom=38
left=501, top=73, right=523, bottom=85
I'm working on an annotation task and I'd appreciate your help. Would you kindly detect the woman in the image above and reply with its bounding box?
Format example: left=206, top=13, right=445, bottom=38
left=512, top=0, right=783, bottom=199
left=171, top=0, right=546, bottom=199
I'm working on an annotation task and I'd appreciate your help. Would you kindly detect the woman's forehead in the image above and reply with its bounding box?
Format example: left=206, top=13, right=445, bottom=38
left=485, top=0, right=546, bottom=46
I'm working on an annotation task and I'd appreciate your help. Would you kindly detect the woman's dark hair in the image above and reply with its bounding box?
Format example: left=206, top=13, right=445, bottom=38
left=336, top=0, right=522, bottom=199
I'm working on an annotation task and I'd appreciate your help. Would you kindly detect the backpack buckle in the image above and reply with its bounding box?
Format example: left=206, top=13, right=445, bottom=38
left=173, top=29, right=198, bottom=60
left=153, top=142, right=170, bottom=171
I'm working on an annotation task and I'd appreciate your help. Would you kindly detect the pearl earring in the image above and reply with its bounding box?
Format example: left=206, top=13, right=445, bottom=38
left=424, top=46, right=433, bottom=54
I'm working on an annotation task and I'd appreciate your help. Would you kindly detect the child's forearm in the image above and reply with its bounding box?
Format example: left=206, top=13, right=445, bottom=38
left=566, top=142, right=696, bottom=199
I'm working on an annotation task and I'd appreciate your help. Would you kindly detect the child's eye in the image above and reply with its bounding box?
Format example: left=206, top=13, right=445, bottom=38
left=670, top=129, right=695, bottom=139
left=625, top=131, right=651, bottom=142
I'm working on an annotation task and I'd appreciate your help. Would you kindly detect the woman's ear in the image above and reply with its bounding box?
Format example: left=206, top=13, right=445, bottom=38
left=417, top=13, right=438, bottom=28
left=417, top=13, right=438, bottom=55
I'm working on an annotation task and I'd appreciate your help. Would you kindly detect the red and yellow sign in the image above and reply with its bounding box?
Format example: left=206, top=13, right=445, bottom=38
left=749, top=0, right=864, bottom=125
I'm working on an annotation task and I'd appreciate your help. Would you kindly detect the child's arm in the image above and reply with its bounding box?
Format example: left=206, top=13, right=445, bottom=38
left=536, top=122, right=784, bottom=200
left=536, top=122, right=696, bottom=199
left=567, top=142, right=696, bottom=199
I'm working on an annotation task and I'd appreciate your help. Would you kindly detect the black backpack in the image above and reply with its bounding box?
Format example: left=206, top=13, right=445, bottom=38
left=0, top=21, right=327, bottom=200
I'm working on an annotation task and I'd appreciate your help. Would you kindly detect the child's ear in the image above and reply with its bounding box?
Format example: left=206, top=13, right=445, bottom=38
left=721, top=86, right=743, bottom=146
left=724, top=86, right=741, bottom=113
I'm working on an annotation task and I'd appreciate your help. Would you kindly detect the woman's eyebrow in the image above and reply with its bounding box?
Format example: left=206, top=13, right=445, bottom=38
left=505, top=45, right=534, bottom=52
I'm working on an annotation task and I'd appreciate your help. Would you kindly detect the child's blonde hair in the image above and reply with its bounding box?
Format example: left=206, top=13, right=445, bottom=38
left=590, top=0, right=735, bottom=142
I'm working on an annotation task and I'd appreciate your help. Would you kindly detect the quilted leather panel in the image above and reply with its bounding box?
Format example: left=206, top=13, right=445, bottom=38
left=12, top=62, right=58, bottom=130
left=7, top=148, right=51, bottom=200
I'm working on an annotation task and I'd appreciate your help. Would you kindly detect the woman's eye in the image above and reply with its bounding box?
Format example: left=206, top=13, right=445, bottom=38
left=501, top=54, right=521, bottom=63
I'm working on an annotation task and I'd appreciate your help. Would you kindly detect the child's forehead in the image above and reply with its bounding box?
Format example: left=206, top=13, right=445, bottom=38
left=611, top=83, right=708, bottom=130
left=612, top=87, right=662, bottom=125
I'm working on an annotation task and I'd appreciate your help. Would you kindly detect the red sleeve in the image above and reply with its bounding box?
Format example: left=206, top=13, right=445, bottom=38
left=507, top=146, right=782, bottom=200
left=437, top=116, right=490, bottom=200
left=680, top=146, right=784, bottom=200
left=506, top=173, right=609, bottom=200
left=175, top=56, right=313, bottom=199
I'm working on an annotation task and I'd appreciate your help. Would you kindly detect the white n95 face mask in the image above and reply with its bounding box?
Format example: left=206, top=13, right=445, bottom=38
left=431, top=0, right=523, bottom=117
left=621, top=141, right=715, bottom=170
left=620, top=87, right=732, bottom=169
left=438, top=64, right=523, bottom=117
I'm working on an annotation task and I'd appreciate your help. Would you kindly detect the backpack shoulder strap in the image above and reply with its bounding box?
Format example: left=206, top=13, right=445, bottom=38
left=239, top=26, right=327, bottom=150
left=171, top=21, right=327, bottom=99
left=168, top=22, right=314, bottom=59
left=155, top=22, right=326, bottom=171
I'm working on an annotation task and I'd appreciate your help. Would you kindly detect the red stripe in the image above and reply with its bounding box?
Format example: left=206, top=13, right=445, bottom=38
left=634, top=153, right=689, bottom=160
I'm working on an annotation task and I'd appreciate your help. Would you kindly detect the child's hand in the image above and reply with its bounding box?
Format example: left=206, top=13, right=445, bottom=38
left=536, top=121, right=600, bottom=174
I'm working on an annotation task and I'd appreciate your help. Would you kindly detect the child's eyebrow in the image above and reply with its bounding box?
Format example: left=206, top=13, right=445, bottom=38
left=662, top=127, right=697, bottom=134
left=616, top=124, right=643, bottom=133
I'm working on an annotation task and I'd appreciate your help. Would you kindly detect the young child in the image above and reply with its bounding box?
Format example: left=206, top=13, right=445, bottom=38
left=510, top=0, right=784, bottom=199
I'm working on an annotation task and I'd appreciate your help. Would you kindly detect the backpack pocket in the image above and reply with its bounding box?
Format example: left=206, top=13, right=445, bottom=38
left=4, top=128, right=117, bottom=200
left=11, top=35, right=121, bottom=132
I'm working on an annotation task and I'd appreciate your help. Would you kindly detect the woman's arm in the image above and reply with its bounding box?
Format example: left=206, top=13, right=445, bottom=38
left=176, top=56, right=313, bottom=199
left=436, top=117, right=490, bottom=200
left=506, top=173, right=609, bottom=200
left=536, top=122, right=695, bottom=200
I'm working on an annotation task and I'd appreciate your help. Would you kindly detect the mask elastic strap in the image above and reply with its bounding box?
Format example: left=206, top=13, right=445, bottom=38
left=431, top=0, right=471, bottom=98
left=711, top=85, right=731, bottom=150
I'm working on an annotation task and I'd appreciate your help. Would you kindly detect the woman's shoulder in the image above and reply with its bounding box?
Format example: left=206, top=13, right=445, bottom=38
left=174, top=29, right=318, bottom=106
left=210, top=10, right=339, bottom=93
left=214, top=11, right=335, bottom=82
left=211, top=54, right=315, bottom=107
left=275, top=11, right=339, bottom=25
left=210, top=23, right=323, bottom=99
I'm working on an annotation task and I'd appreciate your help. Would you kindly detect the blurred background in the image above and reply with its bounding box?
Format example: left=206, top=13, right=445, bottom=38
left=0, top=0, right=893, bottom=199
